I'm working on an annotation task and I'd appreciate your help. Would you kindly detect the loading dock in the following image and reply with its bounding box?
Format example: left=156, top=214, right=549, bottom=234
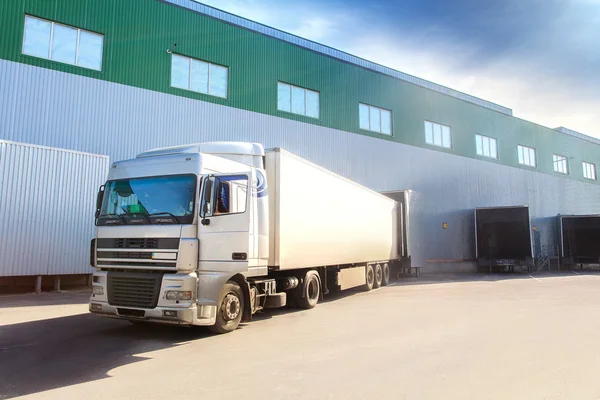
left=559, top=214, right=600, bottom=267
left=475, top=206, right=534, bottom=272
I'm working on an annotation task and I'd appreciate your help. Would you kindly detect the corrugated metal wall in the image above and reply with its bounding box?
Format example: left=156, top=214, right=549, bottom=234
left=165, top=0, right=513, bottom=115
left=2, top=0, right=599, bottom=178
left=1, top=63, right=600, bottom=271
left=0, top=141, right=109, bottom=276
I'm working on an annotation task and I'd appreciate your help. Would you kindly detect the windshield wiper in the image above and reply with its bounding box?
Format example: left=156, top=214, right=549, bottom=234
left=98, top=213, right=126, bottom=224
left=148, top=212, right=181, bottom=224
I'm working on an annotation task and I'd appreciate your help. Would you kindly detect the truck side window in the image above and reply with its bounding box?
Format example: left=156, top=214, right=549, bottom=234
left=213, top=175, right=248, bottom=216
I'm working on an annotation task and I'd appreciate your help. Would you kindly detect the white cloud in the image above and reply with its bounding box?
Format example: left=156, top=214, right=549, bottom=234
left=196, top=0, right=600, bottom=138
left=349, top=35, right=600, bottom=136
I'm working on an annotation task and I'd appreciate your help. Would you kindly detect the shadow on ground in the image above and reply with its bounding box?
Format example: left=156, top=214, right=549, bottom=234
left=0, top=289, right=368, bottom=399
left=2, top=270, right=597, bottom=398
left=0, top=314, right=210, bottom=399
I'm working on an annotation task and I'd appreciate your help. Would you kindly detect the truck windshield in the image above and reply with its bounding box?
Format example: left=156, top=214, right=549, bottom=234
left=97, top=174, right=196, bottom=225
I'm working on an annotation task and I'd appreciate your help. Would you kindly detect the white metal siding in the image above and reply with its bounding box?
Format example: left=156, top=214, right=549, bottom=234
left=0, top=141, right=109, bottom=276
left=2, top=61, right=600, bottom=269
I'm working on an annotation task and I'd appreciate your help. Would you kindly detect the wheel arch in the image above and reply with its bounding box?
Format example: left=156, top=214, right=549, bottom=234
left=228, top=273, right=252, bottom=322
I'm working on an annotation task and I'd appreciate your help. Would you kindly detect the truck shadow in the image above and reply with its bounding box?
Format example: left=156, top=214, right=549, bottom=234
left=0, top=313, right=210, bottom=399
left=249, top=286, right=370, bottom=322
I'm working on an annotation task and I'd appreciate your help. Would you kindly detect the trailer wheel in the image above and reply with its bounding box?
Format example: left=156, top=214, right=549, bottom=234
left=297, top=271, right=320, bottom=309
left=381, top=263, right=390, bottom=286
left=373, top=264, right=383, bottom=288
left=364, top=264, right=375, bottom=291
left=209, top=281, right=244, bottom=334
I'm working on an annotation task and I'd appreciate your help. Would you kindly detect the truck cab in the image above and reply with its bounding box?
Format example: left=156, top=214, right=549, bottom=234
left=90, top=142, right=269, bottom=333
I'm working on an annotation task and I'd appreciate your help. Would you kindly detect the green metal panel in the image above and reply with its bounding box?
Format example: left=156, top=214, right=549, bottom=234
left=1, top=0, right=599, bottom=183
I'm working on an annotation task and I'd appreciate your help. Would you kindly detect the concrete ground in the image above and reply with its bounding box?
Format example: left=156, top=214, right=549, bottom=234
left=1, top=272, right=600, bottom=400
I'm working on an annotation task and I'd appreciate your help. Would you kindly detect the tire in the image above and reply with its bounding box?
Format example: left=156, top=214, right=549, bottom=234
left=364, top=264, right=374, bottom=291
left=209, top=281, right=244, bottom=334
left=381, top=263, right=390, bottom=286
left=373, top=264, right=383, bottom=288
left=297, top=270, right=320, bottom=309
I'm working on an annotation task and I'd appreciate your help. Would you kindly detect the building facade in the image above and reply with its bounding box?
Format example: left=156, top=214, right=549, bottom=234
left=1, top=0, right=600, bottom=273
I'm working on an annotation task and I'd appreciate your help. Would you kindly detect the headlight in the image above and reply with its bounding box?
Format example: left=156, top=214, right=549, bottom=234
left=92, top=285, right=104, bottom=295
left=165, top=290, right=192, bottom=301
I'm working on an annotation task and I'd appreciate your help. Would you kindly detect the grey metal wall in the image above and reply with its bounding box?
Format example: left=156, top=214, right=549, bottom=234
left=2, top=59, right=600, bottom=271
left=0, top=140, right=109, bottom=276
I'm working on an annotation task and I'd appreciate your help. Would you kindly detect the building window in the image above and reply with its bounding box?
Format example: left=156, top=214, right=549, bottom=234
left=277, top=82, right=319, bottom=118
left=359, top=104, right=392, bottom=135
left=553, top=154, right=568, bottom=174
left=171, top=54, right=228, bottom=98
left=517, top=145, right=536, bottom=167
left=424, top=121, right=452, bottom=149
left=475, top=134, right=498, bottom=159
left=583, top=161, right=597, bottom=180
left=22, top=15, right=103, bottom=71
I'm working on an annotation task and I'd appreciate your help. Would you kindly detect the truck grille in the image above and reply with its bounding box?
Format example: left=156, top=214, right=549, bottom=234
left=97, top=238, right=179, bottom=249
left=97, top=251, right=154, bottom=259
left=107, top=272, right=163, bottom=308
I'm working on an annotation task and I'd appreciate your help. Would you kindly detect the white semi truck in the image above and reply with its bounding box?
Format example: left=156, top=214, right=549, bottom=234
left=89, top=142, right=406, bottom=333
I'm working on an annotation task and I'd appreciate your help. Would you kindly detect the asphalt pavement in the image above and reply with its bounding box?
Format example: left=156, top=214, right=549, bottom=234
left=2, top=272, right=600, bottom=400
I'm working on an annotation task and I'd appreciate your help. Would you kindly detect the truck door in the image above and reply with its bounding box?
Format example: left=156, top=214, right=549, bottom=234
left=199, top=174, right=251, bottom=269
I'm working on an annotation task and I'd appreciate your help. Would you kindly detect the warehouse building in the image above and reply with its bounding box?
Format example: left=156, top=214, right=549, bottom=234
left=1, top=0, right=600, bottom=287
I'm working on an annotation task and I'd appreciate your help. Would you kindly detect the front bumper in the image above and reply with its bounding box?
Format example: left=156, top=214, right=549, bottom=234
left=89, top=301, right=217, bottom=326
left=89, top=269, right=217, bottom=326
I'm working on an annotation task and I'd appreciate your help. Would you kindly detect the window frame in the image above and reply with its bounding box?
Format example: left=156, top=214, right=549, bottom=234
left=201, top=174, right=249, bottom=218
left=359, top=103, right=392, bottom=136
left=424, top=120, right=452, bottom=149
left=517, top=145, right=537, bottom=167
left=475, top=134, right=498, bottom=159
left=170, top=53, right=229, bottom=99
left=21, top=14, right=104, bottom=71
left=276, top=81, right=320, bottom=119
left=582, top=161, right=597, bottom=181
left=552, top=154, right=569, bottom=174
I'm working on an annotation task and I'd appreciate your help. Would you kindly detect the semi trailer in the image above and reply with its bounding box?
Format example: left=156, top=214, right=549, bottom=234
left=559, top=214, right=600, bottom=266
left=89, top=142, right=406, bottom=333
left=475, top=206, right=534, bottom=272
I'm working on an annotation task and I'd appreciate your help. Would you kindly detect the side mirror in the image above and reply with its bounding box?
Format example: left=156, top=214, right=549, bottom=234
left=203, top=178, right=213, bottom=203
left=200, top=177, right=214, bottom=219
left=95, top=185, right=105, bottom=219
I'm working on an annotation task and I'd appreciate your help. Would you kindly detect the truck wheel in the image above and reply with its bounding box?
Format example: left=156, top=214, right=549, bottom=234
left=209, top=281, right=244, bottom=334
left=298, top=271, right=320, bottom=309
left=364, top=264, right=375, bottom=291
left=374, top=264, right=383, bottom=288
left=381, top=263, right=390, bottom=286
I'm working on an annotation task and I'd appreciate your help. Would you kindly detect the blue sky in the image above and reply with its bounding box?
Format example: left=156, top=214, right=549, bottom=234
left=198, top=0, right=600, bottom=137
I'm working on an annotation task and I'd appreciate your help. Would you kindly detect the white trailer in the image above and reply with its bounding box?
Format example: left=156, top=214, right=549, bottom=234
left=266, top=149, right=399, bottom=270
left=89, top=142, right=404, bottom=333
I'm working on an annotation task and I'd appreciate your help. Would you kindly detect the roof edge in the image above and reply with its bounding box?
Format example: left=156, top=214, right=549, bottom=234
left=554, top=127, right=600, bottom=146
left=162, top=0, right=513, bottom=116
